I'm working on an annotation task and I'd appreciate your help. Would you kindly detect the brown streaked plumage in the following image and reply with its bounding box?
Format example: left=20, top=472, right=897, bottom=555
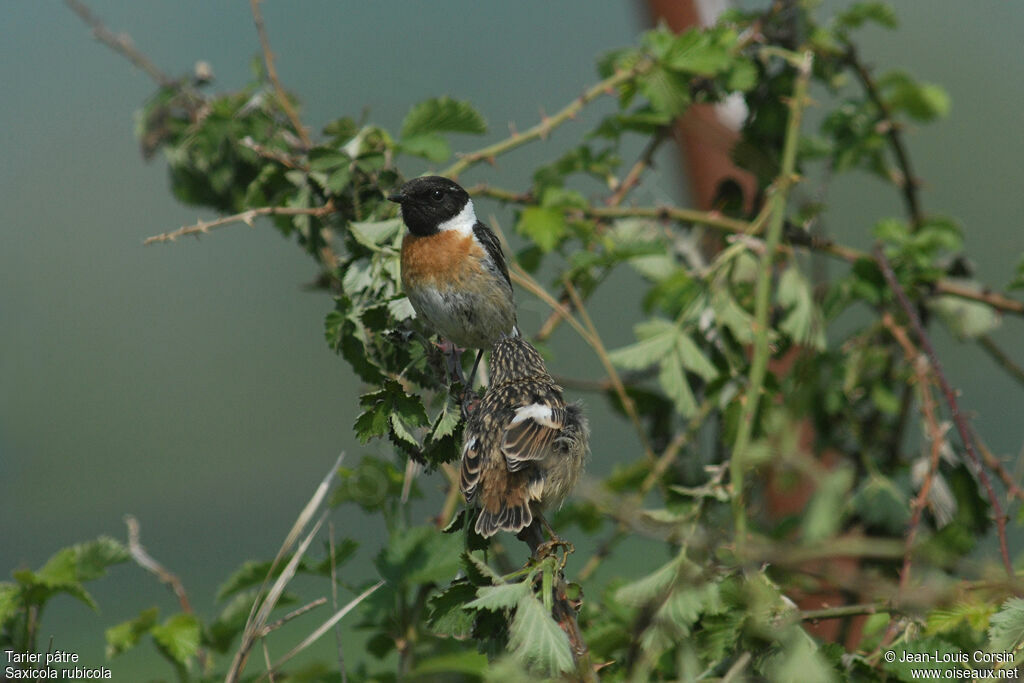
left=460, top=336, right=589, bottom=538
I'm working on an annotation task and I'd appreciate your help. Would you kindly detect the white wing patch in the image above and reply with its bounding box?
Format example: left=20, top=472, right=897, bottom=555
left=510, top=403, right=555, bottom=427
left=437, top=199, right=477, bottom=237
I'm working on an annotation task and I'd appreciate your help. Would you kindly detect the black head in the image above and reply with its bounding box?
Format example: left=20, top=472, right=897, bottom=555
left=490, top=335, right=552, bottom=386
left=387, top=176, right=470, bottom=236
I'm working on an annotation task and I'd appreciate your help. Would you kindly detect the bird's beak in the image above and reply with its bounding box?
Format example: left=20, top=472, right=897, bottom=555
left=387, top=191, right=404, bottom=203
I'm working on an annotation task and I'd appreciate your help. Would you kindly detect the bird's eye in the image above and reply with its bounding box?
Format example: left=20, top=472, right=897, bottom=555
left=430, top=189, right=444, bottom=201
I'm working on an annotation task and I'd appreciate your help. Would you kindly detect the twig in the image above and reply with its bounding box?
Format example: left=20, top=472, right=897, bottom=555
left=124, top=515, right=209, bottom=673
left=64, top=0, right=174, bottom=87
left=974, top=434, right=1024, bottom=503
left=874, top=246, right=1015, bottom=578
left=844, top=45, right=922, bottom=228
left=881, top=312, right=946, bottom=595
left=577, top=401, right=713, bottom=583
left=978, top=335, right=1024, bottom=388
left=143, top=204, right=334, bottom=245
left=472, top=190, right=1024, bottom=318
left=800, top=602, right=890, bottom=621
left=249, top=0, right=312, bottom=148
left=124, top=515, right=193, bottom=614
left=260, top=597, right=328, bottom=637
left=240, top=136, right=309, bottom=171
left=442, top=57, right=654, bottom=178
left=259, top=581, right=386, bottom=682
left=565, top=278, right=658, bottom=464
left=607, top=126, right=672, bottom=207
left=730, top=50, right=814, bottom=545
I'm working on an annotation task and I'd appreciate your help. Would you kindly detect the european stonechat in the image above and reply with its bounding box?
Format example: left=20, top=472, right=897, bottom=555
left=460, top=336, right=589, bottom=545
left=387, top=176, right=517, bottom=388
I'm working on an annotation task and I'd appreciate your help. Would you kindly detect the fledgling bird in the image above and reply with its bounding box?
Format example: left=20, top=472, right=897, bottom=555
left=387, top=176, right=517, bottom=387
left=460, top=336, right=589, bottom=544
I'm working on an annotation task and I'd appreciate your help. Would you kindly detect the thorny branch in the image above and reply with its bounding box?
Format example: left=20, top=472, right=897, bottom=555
left=249, top=0, right=312, bottom=149
left=874, top=245, right=1015, bottom=579
left=143, top=204, right=335, bottom=244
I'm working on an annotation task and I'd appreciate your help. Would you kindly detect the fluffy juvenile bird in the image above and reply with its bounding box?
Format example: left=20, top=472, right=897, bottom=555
left=460, top=336, right=589, bottom=542
left=387, top=176, right=517, bottom=386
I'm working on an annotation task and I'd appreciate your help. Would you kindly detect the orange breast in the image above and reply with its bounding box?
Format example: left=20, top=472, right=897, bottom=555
left=401, top=230, right=484, bottom=289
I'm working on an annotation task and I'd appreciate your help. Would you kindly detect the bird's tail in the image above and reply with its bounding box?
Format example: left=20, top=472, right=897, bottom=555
left=474, top=501, right=533, bottom=538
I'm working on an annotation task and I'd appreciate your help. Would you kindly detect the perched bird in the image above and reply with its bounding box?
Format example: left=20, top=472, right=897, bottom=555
left=387, top=176, right=517, bottom=387
left=460, top=336, right=589, bottom=545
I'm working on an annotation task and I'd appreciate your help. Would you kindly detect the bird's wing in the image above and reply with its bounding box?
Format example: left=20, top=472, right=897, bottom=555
left=501, top=402, right=565, bottom=472
left=460, top=433, right=482, bottom=501
left=472, top=222, right=512, bottom=290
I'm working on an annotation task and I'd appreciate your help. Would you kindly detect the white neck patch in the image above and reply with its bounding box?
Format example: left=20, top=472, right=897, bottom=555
left=437, top=200, right=477, bottom=236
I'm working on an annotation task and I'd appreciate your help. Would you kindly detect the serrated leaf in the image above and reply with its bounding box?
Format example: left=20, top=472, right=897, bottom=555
left=879, top=71, right=950, bottom=121
left=662, top=29, right=732, bottom=75
left=428, top=582, right=478, bottom=638
left=508, top=594, right=574, bottom=676
left=675, top=332, right=717, bottom=381
left=615, top=556, right=682, bottom=607
left=375, top=525, right=461, bottom=586
left=466, top=581, right=531, bottom=611
left=349, top=218, right=402, bottom=252
left=401, top=96, right=486, bottom=137
left=778, top=267, right=826, bottom=350
left=639, top=65, right=690, bottom=117
left=516, top=206, right=566, bottom=252
left=989, top=598, right=1024, bottom=651
left=801, top=465, right=855, bottom=542
left=928, top=295, right=1001, bottom=340
left=660, top=345, right=698, bottom=416
left=399, top=133, right=451, bottom=162
left=105, top=606, right=159, bottom=659
left=151, top=613, right=201, bottom=666
left=0, top=583, right=19, bottom=623
left=835, top=1, right=899, bottom=31
left=609, top=319, right=679, bottom=370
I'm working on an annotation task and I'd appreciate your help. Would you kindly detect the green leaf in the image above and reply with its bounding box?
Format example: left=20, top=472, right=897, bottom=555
left=401, top=96, right=487, bottom=137
left=399, top=133, right=451, bottom=162
left=206, top=591, right=258, bottom=653
left=1008, top=254, right=1024, bottom=291
left=0, top=583, right=19, bottom=623
left=516, top=206, right=567, bottom=252
left=609, top=319, right=679, bottom=370
left=801, top=465, right=855, bottom=542
left=879, top=71, right=951, bottom=121
left=508, top=594, right=574, bottom=676
left=151, top=613, right=201, bottom=666
left=375, top=525, right=462, bottom=586
left=427, top=581, right=478, bottom=638
left=766, top=629, right=837, bottom=683
left=37, top=537, right=129, bottom=585
left=466, top=581, right=531, bottom=611
left=615, top=556, right=682, bottom=607
left=638, top=65, right=691, bottom=117
left=778, top=267, right=827, bottom=350
left=662, top=29, right=732, bottom=75
left=349, top=218, right=402, bottom=252
left=659, top=345, right=698, bottom=416
left=851, top=474, right=910, bottom=534
left=928, top=294, right=1001, bottom=340
left=411, top=651, right=489, bottom=677
left=989, top=598, right=1024, bottom=652
left=106, top=607, right=159, bottom=659
left=835, top=1, right=899, bottom=31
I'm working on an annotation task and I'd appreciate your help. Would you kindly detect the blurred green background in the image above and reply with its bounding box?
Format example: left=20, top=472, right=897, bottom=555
left=2, top=0, right=1022, bottom=677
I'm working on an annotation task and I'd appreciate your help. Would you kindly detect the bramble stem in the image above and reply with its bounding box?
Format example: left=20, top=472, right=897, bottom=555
left=730, top=50, right=813, bottom=547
